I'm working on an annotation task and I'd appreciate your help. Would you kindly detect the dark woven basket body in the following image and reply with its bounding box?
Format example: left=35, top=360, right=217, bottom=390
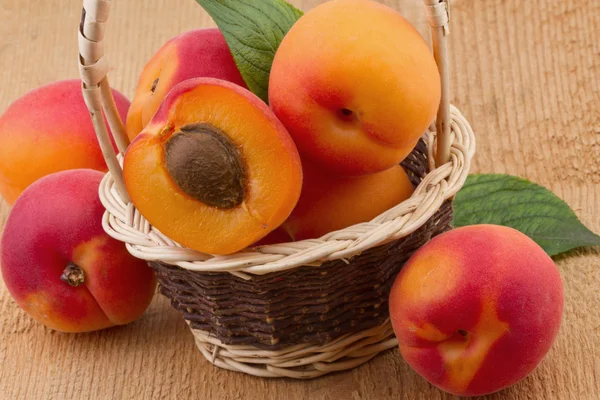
left=150, top=139, right=453, bottom=349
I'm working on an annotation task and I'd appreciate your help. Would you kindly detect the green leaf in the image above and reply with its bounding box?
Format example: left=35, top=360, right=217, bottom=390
left=453, top=174, right=600, bottom=256
left=196, top=0, right=303, bottom=103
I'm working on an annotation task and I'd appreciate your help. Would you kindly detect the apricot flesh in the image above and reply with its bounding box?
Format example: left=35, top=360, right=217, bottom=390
left=283, top=163, right=414, bottom=240
left=389, top=225, right=564, bottom=396
left=123, top=78, right=302, bottom=255
left=269, top=0, right=441, bottom=175
left=126, top=28, right=246, bottom=140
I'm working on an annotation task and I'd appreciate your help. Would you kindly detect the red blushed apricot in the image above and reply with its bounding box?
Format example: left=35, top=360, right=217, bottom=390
left=252, top=228, right=293, bottom=246
left=0, top=80, right=129, bottom=204
left=0, top=170, right=156, bottom=333
left=282, top=163, right=414, bottom=240
left=123, top=78, right=302, bottom=255
left=389, top=225, right=564, bottom=396
left=269, top=0, right=440, bottom=176
left=126, top=28, right=247, bottom=140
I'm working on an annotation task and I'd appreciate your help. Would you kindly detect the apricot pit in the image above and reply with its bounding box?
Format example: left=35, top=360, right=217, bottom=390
left=165, top=124, right=246, bottom=209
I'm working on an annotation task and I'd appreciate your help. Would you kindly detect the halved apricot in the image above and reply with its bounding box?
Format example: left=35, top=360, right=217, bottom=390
left=123, top=78, right=303, bottom=255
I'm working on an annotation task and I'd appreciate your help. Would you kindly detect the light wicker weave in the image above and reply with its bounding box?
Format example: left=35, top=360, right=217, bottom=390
left=78, top=0, right=475, bottom=379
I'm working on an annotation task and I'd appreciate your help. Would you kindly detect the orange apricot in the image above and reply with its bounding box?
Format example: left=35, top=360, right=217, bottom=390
left=126, top=28, right=246, bottom=141
left=269, top=0, right=440, bottom=175
left=389, top=225, right=564, bottom=396
left=282, top=163, right=414, bottom=241
left=252, top=228, right=293, bottom=246
left=1, top=170, right=156, bottom=332
left=0, top=80, right=129, bottom=204
left=123, top=78, right=302, bottom=255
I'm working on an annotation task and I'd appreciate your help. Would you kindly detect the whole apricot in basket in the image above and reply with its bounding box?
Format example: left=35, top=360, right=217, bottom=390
left=253, top=228, right=293, bottom=246
left=269, top=0, right=441, bottom=176
left=283, top=163, right=414, bottom=241
left=0, top=80, right=130, bottom=205
left=126, top=28, right=246, bottom=140
left=123, top=78, right=302, bottom=255
left=389, top=225, right=564, bottom=396
left=0, top=169, right=156, bottom=333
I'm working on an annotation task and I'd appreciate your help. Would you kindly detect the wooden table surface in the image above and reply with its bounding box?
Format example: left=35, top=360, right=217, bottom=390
left=1, top=0, right=599, bottom=399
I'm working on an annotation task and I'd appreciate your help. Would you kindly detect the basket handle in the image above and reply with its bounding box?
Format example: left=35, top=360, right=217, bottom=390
left=79, top=0, right=131, bottom=202
left=77, top=0, right=452, bottom=203
left=424, top=0, right=452, bottom=166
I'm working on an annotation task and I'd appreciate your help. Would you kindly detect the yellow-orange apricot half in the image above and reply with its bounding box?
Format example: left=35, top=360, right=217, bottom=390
left=123, top=78, right=302, bottom=255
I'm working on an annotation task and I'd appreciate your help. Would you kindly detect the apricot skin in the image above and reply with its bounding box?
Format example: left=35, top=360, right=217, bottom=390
left=0, top=170, right=156, bottom=333
left=0, top=80, right=130, bottom=205
left=269, top=0, right=441, bottom=176
left=253, top=228, right=293, bottom=246
left=283, top=164, right=414, bottom=241
left=126, top=28, right=247, bottom=140
left=389, top=225, right=564, bottom=396
left=124, top=78, right=302, bottom=255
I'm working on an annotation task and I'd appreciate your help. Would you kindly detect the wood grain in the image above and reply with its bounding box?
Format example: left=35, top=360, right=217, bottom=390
left=0, top=0, right=599, bottom=398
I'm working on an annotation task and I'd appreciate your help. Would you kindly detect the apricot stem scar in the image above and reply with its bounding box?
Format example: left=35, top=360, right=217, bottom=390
left=338, top=108, right=357, bottom=122
left=60, top=262, right=85, bottom=287
left=150, top=78, right=159, bottom=93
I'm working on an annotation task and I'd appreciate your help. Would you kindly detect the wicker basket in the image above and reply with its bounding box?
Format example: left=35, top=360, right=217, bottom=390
left=77, top=0, right=475, bottom=379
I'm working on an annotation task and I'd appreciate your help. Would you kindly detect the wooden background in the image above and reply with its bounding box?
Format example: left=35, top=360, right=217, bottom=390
left=1, top=0, right=599, bottom=398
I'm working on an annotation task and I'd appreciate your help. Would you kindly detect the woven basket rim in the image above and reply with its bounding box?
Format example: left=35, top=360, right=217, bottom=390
left=77, top=0, right=474, bottom=277
left=189, top=318, right=398, bottom=379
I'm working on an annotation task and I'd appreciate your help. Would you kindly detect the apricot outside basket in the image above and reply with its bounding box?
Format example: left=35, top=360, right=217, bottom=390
left=78, top=0, right=475, bottom=379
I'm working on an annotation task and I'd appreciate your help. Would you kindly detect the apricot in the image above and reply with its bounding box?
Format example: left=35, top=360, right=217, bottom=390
left=0, top=80, right=130, bottom=205
left=0, top=170, right=156, bottom=333
left=269, top=0, right=441, bottom=176
left=123, top=78, right=302, bottom=255
left=283, top=163, right=414, bottom=241
left=389, top=225, right=564, bottom=396
left=126, top=28, right=247, bottom=140
left=253, top=228, right=293, bottom=246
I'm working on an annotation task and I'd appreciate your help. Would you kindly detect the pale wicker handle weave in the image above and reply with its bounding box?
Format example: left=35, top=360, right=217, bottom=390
left=424, top=0, right=451, bottom=166
left=78, top=0, right=452, bottom=203
left=78, top=0, right=131, bottom=202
